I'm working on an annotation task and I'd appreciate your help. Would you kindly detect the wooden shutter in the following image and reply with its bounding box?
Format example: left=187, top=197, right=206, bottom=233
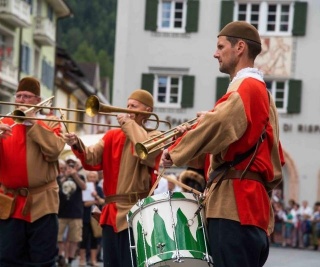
left=186, top=0, right=199, bottom=33
left=141, top=73, right=154, bottom=94
left=145, top=0, right=158, bottom=31
left=181, top=75, right=195, bottom=108
left=292, top=2, right=308, bottom=36
left=216, top=77, right=229, bottom=101
left=287, top=79, right=302, bottom=113
left=220, top=0, right=234, bottom=30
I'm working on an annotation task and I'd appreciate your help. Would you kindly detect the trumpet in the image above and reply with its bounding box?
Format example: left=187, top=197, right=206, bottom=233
left=135, top=118, right=198, bottom=160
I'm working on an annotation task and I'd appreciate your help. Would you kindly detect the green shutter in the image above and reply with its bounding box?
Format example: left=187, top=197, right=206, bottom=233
left=292, top=2, right=308, bottom=36
left=220, top=0, right=234, bottom=30
left=287, top=79, right=302, bottom=113
left=181, top=75, right=195, bottom=108
left=145, top=0, right=158, bottom=31
left=216, top=77, right=229, bottom=101
left=186, top=0, right=199, bottom=33
left=141, top=74, right=154, bottom=94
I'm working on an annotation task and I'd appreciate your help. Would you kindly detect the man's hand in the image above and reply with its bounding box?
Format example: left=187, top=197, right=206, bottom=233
left=117, top=113, right=133, bottom=126
left=161, top=149, right=173, bottom=168
left=0, top=124, right=12, bottom=138
left=62, top=132, right=79, bottom=146
left=196, top=111, right=208, bottom=121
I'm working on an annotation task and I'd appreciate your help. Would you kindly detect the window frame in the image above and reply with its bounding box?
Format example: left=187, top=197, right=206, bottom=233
left=157, top=0, right=187, bottom=33
left=21, top=44, right=31, bottom=74
left=153, top=74, right=183, bottom=108
left=234, top=1, right=294, bottom=36
left=265, top=79, right=289, bottom=113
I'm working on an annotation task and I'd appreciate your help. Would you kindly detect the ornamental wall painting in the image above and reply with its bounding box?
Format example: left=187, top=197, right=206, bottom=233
left=255, top=37, right=293, bottom=78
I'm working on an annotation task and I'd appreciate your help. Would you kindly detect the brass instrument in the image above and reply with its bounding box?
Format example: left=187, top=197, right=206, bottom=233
left=85, top=95, right=162, bottom=131
left=0, top=95, right=171, bottom=130
left=135, top=118, right=198, bottom=160
left=0, top=96, right=54, bottom=134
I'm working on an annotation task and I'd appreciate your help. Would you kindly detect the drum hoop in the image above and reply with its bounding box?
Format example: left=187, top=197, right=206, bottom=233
left=128, top=197, right=199, bottom=223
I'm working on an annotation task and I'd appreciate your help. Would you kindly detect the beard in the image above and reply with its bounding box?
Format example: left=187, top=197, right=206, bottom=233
left=218, top=55, right=237, bottom=75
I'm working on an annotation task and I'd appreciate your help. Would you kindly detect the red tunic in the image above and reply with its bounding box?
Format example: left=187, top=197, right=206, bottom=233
left=169, top=76, right=285, bottom=234
left=73, top=121, right=162, bottom=232
left=0, top=117, right=65, bottom=222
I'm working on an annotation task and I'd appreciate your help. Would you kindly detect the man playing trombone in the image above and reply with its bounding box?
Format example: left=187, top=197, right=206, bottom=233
left=0, top=77, right=65, bottom=266
left=63, top=89, right=162, bottom=267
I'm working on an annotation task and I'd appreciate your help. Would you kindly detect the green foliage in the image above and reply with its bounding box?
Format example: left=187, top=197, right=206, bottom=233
left=57, top=0, right=117, bottom=79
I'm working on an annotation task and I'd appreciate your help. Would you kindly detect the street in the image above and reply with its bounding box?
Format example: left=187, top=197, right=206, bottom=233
left=264, top=246, right=320, bottom=267
left=72, top=246, right=320, bottom=267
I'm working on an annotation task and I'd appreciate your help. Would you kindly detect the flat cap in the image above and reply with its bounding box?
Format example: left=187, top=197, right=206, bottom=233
left=128, top=89, right=154, bottom=108
left=218, top=21, right=261, bottom=45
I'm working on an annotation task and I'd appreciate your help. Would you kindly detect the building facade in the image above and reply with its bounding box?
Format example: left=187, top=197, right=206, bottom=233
left=0, top=0, right=70, bottom=109
left=112, top=0, right=320, bottom=205
left=0, top=0, right=110, bottom=135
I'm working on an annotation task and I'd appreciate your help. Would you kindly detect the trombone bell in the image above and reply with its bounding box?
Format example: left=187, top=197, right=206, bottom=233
left=85, top=95, right=100, bottom=117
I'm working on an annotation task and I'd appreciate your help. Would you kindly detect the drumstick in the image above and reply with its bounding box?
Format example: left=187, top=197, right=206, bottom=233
left=161, top=174, right=202, bottom=195
left=148, top=168, right=166, bottom=196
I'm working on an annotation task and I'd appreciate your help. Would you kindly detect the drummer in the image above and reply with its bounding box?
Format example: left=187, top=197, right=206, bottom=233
left=63, top=89, right=162, bottom=267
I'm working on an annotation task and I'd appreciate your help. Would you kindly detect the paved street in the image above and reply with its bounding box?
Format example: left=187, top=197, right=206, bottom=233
left=264, top=246, right=320, bottom=267
left=72, top=246, right=320, bottom=267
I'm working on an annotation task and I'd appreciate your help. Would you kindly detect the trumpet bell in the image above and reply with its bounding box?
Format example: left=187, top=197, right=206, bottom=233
left=135, top=143, right=149, bottom=160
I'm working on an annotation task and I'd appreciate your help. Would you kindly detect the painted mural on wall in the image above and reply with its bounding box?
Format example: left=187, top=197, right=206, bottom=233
left=255, top=37, right=293, bottom=78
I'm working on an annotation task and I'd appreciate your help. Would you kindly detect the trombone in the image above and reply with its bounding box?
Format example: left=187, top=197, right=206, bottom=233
left=0, top=96, right=54, bottom=134
left=85, top=95, right=163, bottom=131
left=135, top=117, right=198, bottom=160
left=0, top=95, right=171, bottom=131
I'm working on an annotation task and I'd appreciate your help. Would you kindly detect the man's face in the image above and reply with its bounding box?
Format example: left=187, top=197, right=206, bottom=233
left=15, top=90, right=41, bottom=106
left=213, top=36, right=238, bottom=75
left=127, top=99, right=151, bottom=125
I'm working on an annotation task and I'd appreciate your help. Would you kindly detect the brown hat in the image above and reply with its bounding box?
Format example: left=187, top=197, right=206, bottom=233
left=179, top=168, right=206, bottom=192
left=17, top=77, right=41, bottom=96
left=218, top=21, right=261, bottom=45
left=128, top=89, right=153, bottom=108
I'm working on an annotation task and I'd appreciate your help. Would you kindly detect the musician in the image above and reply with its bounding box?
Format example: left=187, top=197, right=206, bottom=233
left=63, top=89, right=162, bottom=267
left=162, top=21, right=285, bottom=267
left=0, top=77, right=65, bottom=266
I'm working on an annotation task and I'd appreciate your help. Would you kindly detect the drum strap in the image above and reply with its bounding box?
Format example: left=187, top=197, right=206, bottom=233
left=104, top=191, right=149, bottom=204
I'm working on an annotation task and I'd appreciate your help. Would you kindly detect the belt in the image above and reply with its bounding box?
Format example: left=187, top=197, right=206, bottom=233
left=105, top=191, right=149, bottom=204
left=213, top=169, right=264, bottom=185
left=1, top=180, right=58, bottom=216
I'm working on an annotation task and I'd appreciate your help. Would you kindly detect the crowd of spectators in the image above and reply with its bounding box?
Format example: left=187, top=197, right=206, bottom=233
left=270, top=189, right=320, bottom=251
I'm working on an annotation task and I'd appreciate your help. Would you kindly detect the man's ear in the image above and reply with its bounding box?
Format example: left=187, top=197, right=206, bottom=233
left=235, top=40, right=246, bottom=56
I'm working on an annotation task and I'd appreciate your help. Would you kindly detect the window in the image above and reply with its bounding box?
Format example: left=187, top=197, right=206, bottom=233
left=155, top=75, right=182, bottom=107
left=47, top=5, right=54, bottom=21
left=21, top=44, right=31, bottom=74
left=237, top=3, right=260, bottom=29
left=266, top=3, right=291, bottom=33
left=145, top=0, right=199, bottom=33
left=158, top=0, right=186, bottom=32
left=234, top=1, right=294, bottom=36
left=266, top=80, right=288, bottom=112
left=0, top=34, right=5, bottom=60
left=41, top=59, right=54, bottom=90
left=141, top=73, right=195, bottom=108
